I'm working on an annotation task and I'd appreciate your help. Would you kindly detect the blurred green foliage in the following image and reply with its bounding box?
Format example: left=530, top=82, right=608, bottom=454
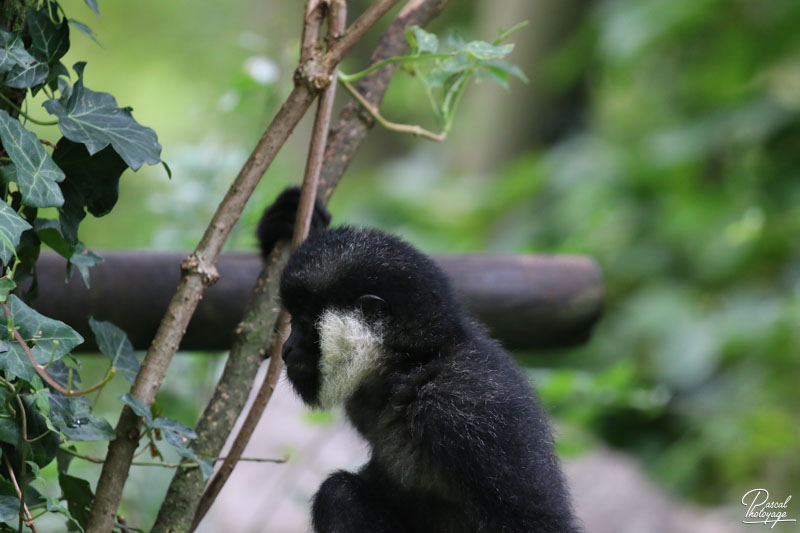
left=52, top=0, right=799, bottom=518
left=328, top=0, right=800, bottom=505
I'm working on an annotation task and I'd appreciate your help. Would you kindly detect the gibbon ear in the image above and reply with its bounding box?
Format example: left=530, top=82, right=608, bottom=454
left=355, top=294, right=387, bottom=317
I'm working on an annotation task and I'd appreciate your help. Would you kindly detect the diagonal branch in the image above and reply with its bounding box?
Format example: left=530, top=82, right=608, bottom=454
left=189, top=3, right=346, bottom=529
left=150, top=1, right=449, bottom=531
left=85, top=1, right=404, bottom=530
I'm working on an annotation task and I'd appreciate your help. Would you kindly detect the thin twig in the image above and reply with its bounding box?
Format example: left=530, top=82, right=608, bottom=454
left=340, top=77, right=447, bottom=141
left=3, top=454, right=38, bottom=533
left=189, top=5, right=346, bottom=530
left=59, top=447, right=287, bottom=466
left=86, top=0, right=406, bottom=529
left=38, top=139, right=56, bottom=150
left=0, top=91, right=58, bottom=126
left=1, top=302, right=115, bottom=397
left=326, top=0, right=401, bottom=65
left=338, top=52, right=454, bottom=82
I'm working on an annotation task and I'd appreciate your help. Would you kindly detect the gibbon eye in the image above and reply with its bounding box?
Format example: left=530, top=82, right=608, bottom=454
left=355, top=294, right=386, bottom=316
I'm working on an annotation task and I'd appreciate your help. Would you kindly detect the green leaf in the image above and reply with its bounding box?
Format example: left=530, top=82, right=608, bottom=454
left=48, top=394, right=115, bottom=441
left=0, top=344, right=35, bottom=381
left=5, top=58, right=49, bottom=89
left=27, top=7, right=70, bottom=64
left=0, top=30, right=37, bottom=74
left=83, top=0, right=100, bottom=16
left=89, top=318, right=138, bottom=383
left=407, top=26, right=438, bottom=54
left=35, top=217, right=74, bottom=259
left=0, top=495, right=20, bottom=523
left=52, top=137, right=130, bottom=218
left=0, top=110, right=65, bottom=208
left=58, top=183, right=85, bottom=247
left=120, top=393, right=152, bottom=424
left=0, top=389, right=21, bottom=445
left=0, top=278, right=15, bottom=303
left=463, top=41, right=513, bottom=60
left=481, top=61, right=529, bottom=89
left=0, top=294, right=84, bottom=365
left=150, top=417, right=213, bottom=479
left=0, top=198, right=33, bottom=265
left=47, top=493, right=86, bottom=532
left=43, top=63, right=162, bottom=171
left=30, top=376, right=51, bottom=416
left=152, top=417, right=197, bottom=441
left=0, top=29, right=48, bottom=88
left=56, top=446, right=76, bottom=475
left=57, top=474, right=92, bottom=531
left=46, top=360, right=82, bottom=389
left=26, top=460, right=43, bottom=482
left=21, top=396, right=59, bottom=467
left=67, top=19, right=99, bottom=45
left=68, top=243, right=102, bottom=288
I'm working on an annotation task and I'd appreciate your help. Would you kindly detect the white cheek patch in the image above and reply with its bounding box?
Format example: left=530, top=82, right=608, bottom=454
left=316, top=309, right=385, bottom=409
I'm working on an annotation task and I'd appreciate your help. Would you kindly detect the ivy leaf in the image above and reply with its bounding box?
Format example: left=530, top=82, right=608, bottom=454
left=0, top=198, right=33, bottom=265
left=68, top=243, right=102, bottom=288
left=0, top=110, right=65, bottom=208
left=0, top=389, right=21, bottom=445
left=52, top=137, right=130, bottom=218
left=83, top=0, right=100, bottom=16
left=26, top=460, right=43, bottom=482
left=151, top=417, right=213, bottom=478
left=0, top=30, right=37, bottom=73
left=46, top=359, right=82, bottom=389
left=48, top=394, right=115, bottom=441
left=0, top=294, right=84, bottom=365
left=47, top=492, right=87, bottom=533
left=407, top=26, right=439, bottom=54
left=152, top=417, right=197, bottom=441
left=26, top=376, right=51, bottom=418
left=463, top=41, right=514, bottom=60
left=27, top=7, right=70, bottom=64
left=5, top=58, right=49, bottom=89
left=58, top=182, right=85, bottom=246
left=0, top=278, right=15, bottom=303
left=35, top=217, right=74, bottom=259
left=0, top=344, right=35, bottom=381
left=89, top=318, right=139, bottom=383
left=0, top=495, right=21, bottom=522
left=120, top=393, right=152, bottom=424
left=58, top=473, right=93, bottom=530
left=43, top=63, right=162, bottom=170
left=56, top=474, right=92, bottom=531
left=67, top=19, right=99, bottom=45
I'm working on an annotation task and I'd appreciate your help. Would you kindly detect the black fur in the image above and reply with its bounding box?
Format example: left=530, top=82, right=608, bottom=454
left=257, top=186, right=331, bottom=257
left=259, top=188, right=580, bottom=533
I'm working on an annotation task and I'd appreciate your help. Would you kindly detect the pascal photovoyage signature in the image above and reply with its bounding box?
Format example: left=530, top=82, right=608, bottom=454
left=742, top=488, right=797, bottom=528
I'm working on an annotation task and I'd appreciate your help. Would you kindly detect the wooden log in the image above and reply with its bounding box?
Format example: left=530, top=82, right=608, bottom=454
left=30, top=251, right=603, bottom=352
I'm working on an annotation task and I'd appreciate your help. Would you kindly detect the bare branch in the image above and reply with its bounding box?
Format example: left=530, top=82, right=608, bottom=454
left=190, top=4, right=346, bottom=528
left=326, top=0, right=401, bottom=64
left=3, top=453, right=38, bottom=533
left=84, top=56, right=321, bottom=533
left=150, top=2, right=450, bottom=531
left=340, top=77, right=447, bottom=141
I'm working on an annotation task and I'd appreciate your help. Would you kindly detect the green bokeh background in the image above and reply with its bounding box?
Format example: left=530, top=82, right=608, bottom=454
left=32, top=0, right=800, bottom=528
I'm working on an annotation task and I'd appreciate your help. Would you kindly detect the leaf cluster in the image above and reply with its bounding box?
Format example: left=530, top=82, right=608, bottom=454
left=0, top=1, right=188, bottom=530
